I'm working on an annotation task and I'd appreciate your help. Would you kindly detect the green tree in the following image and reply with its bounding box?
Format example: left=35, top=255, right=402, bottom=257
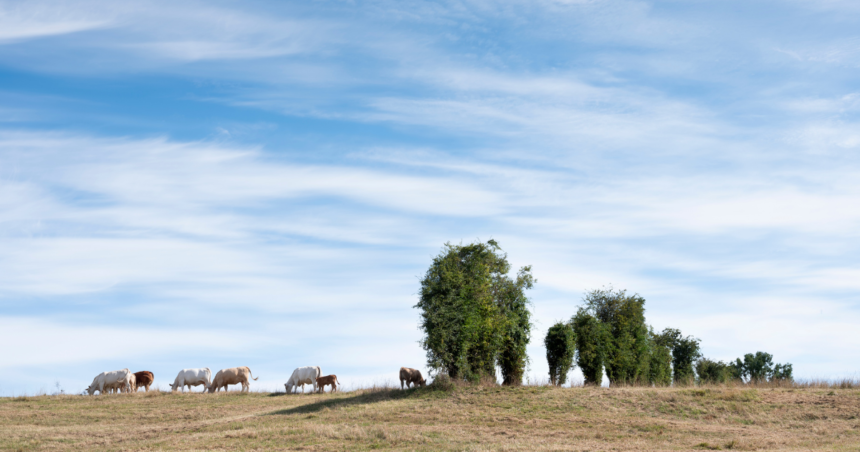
left=496, top=266, right=535, bottom=386
left=772, top=363, right=793, bottom=382
left=729, top=358, right=746, bottom=381
left=658, top=328, right=701, bottom=384
left=571, top=309, right=608, bottom=385
left=582, top=288, right=650, bottom=385
left=743, top=352, right=774, bottom=383
left=648, top=328, right=673, bottom=386
left=415, top=240, right=534, bottom=383
left=695, top=358, right=731, bottom=384
left=544, top=322, right=576, bottom=386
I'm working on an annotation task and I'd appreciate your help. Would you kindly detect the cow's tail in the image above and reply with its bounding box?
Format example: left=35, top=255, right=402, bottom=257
left=335, top=376, right=341, bottom=386
left=247, top=367, right=259, bottom=381
left=316, top=366, right=322, bottom=379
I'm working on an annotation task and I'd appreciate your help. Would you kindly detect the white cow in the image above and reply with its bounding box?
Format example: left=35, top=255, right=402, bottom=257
left=85, top=368, right=131, bottom=395
left=169, top=368, right=212, bottom=393
left=105, top=373, right=136, bottom=394
left=284, top=366, right=321, bottom=394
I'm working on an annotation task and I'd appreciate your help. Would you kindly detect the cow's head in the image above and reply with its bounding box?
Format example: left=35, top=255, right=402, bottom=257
left=418, top=378, right=426, bottom=387
left=284, top=383, right=292, bottom=394
left=207, top=384, right=217, bottom=394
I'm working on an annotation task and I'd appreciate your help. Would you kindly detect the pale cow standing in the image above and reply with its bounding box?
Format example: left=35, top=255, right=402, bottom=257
left=284, top=366, right=321, bottom=394
left=399, top=367, right=426, bottom=389
left=85, top=368, right=132, bottom=395
left=169, top=368, right=212, bottom=393
left=208, top=367, right=258, bottom=393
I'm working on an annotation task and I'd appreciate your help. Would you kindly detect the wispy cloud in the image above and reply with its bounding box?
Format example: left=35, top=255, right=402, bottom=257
left=2, top=0, right=860, bottom=393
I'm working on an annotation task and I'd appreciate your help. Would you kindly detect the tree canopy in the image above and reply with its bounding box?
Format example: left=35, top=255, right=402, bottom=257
left=415, top=240, right=534, bottom=384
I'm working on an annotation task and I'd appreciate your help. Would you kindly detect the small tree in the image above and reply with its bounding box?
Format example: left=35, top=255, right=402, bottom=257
left=743, top=352, right=774, bottom=383
left=582, top=288, right=650, bottom=385
left=696, top=358, right=731, bottom=384
left=545, top=322, right=576, bottom=386
left=571, top=309, right=607, bottom=385
left=648, top=328, right=673, bottom=386
left=416, top=240, right=534, bottom=383
left=497, top=266, right=535, bottom=386
left=772, top=363, right=793, bottom=382
left=658, top=328, right=701, bottom=384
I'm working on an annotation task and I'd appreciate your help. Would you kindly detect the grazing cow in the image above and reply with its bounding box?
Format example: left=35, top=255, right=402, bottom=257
left=169, top=368, right=211, bottom=393
left=133, top=371, right=154, bottom=392
left=208, top=367, right=258, bottom=393
left=316, top=375, right=340, bottom=393
left=399, top=367, right=426, bottom=389
left=85, top=368, right=131, bottom=395
left=284, top=366, right=321, bottom=394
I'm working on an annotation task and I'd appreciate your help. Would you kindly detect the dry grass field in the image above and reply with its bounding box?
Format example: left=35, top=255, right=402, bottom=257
left=2, top=383, right=859, bottom=451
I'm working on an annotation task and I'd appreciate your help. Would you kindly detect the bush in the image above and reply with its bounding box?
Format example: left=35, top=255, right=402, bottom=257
left=571, top=309, right=607, bottom=385
left=582, top=288, right=650, bottom=385
left=545, top=322, right=576, bottom=386
left=695, top=358, right=731, bottom=384
left=415, top=240, right=534, bottom=383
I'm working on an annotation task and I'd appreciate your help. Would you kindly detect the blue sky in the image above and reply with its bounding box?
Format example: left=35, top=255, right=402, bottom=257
left=1, top=0, right=859, bottom=395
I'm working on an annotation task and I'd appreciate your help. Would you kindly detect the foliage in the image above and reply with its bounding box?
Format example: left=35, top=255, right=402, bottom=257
left=658, top=328, right=702, bottom=384
left=729, top=352, right=793, bottom=383
left=571, top=308, right=608, bottom=385
left=695, top=358, right=732, bottom=384
left=496, top=266, right=535, bottom=386
left=544, top=322, right=576, bottom=386
left=581, top=288, right=650, bottom=385
left=772, top=363, right=794, bottom=381
left=648, top=328, right=673, bottom=386
left=743, top=352, right=774, bottom=383
left=415, top=240, right=534, bottom=383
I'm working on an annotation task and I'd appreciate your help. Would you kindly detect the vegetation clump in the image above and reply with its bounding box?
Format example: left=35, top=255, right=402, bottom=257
left=415, top=240, right=534, bottom=385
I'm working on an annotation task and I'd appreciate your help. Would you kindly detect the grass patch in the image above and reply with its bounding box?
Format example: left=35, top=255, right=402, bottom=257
left=0, top=386, right=856, bottom=450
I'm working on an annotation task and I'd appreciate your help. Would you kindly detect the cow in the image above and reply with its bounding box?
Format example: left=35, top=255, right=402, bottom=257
left=284, top=366, right=321, bottom=394
left=169, top=368, right=212, bottom=393
left=399, top=367, right=426, bottom=389
left=85, top=368, right=131, bottom=395
left=208, top=367, right=258, bottom=393
left=316, top=375, right=340, bottom=393
left=133, top=371, right=154, bottom=392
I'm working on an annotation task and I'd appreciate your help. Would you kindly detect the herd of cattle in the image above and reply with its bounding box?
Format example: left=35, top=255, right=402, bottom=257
left=84, top=366, right=427, bottom=395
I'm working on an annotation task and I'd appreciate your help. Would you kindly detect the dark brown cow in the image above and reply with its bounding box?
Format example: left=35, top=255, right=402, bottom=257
left=133, top=371, right=154, bottom=392
left=316, top=375, right=340, bottom=393
left=399, top=367, right=425, bottom=389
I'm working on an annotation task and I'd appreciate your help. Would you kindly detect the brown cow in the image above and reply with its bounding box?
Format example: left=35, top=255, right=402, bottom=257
left=399, top=367, right=426, bottom=389
left=133, top=371, right=154, bottom=392
left=208, top=367, right=258, bottom=393
left=316, top=375, right=340, bottom=393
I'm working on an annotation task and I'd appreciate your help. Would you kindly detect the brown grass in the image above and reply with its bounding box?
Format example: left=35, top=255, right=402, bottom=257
left=1, top=384, right=859, bottom=451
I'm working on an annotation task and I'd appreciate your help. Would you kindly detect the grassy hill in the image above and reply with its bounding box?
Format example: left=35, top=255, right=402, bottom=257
left=2, top=384, right=859, bottom=451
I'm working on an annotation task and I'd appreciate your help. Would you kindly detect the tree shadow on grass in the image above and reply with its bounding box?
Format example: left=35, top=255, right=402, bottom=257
left=265, top=387, right=439, bottom=415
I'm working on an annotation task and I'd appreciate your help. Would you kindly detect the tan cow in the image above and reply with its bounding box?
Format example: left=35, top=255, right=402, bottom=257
left=133, top=371, right=154, bottom=392
left=399, top=367, right=426, bottom=389
left=105, top=372, right=136, bottom=394
left=208, top=367, right=258, bottom=393
left=316, top=375, right=340, bottom=393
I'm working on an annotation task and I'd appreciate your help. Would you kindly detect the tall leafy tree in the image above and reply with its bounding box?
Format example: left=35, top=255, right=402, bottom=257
left=582, top=288, right=650, bottom=385
left=571, top=309, right=607, bottom=385
left=415, top=240, right=534, bottom=383
left=648, top=328, right=673, bottom=386
left=496, top=266, right=535, bottom=386
left=772, top=363, right=793, bottom=382
left=545, top=322, right=576, bottom=386
left=695, top=358, right=731, bottom=384
left=658, top=328, right=701, bottom=384
left=743, top=352, right=774, bottom=383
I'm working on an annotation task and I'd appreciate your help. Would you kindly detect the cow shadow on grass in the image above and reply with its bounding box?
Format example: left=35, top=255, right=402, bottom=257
left=265, top=387, right=438, bottom=416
